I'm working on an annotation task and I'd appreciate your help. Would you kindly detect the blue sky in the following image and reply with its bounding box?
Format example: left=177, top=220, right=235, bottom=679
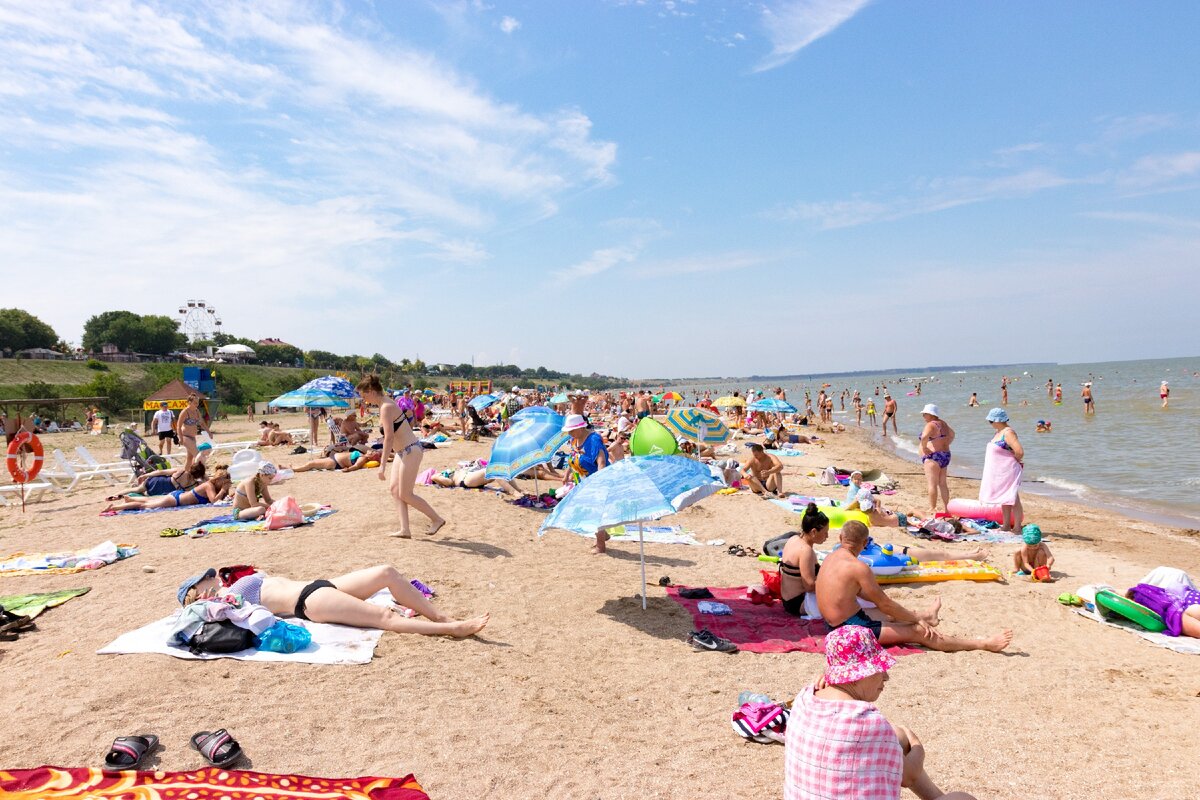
left=2, top=1, right=1197, bottom=378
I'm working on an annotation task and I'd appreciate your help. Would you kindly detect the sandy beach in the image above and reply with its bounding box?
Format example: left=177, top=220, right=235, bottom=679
left=2, top=413, right=1198, bottom=799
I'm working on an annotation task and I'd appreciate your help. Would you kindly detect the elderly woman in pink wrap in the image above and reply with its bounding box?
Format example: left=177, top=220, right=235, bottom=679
left=979, top=408, right=1024, bottom=531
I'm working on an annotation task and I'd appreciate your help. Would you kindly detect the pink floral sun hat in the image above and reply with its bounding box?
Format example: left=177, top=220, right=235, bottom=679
left=824, top=626, right=896, bottom=685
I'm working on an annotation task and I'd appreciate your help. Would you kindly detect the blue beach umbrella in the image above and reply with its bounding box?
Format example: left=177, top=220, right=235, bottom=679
left=541, top=455, right=722, bottom=609
left=298, top=375, right=358, bottom=399
left=747, top=397, right=797, bottom=414
left=268, top=388, right=349, bottom=409
left=511, top=405, right=557, bottom=421
left=469, top=392, right=503, bottom=411
left=484, top=413, right=568, bottom=482
left=663, top=407, right=730, bottom=446
left=548, top=392, right=570, bottom=405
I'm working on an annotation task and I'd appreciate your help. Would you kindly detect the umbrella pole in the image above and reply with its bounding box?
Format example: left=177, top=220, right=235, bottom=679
left=534, top=474, right=539, bottom=497
left=639, top=520, right=647, bottom=611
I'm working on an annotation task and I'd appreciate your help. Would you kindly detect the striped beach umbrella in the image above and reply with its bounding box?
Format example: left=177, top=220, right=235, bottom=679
left=659, top=391, right=683, bottom=402
left=269, top=388, right=349, bottom=408
left=484, top=413, right=568, bottom=481
left=664, top=407, right=730, bottom=445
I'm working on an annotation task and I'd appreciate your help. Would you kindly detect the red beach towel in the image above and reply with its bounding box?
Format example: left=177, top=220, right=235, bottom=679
left=667, top=586, right=921, bottom=656
left=0, top=766, right=430, bottom=799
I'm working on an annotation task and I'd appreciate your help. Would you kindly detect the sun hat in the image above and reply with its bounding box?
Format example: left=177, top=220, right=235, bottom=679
left=921, top=403, right=940, bottom=417
left=562, top=414, right=588, bottom=432
left=1022, top=524, right=1042, bottom=545
left=258, top=462, right=277, bottom=476
left=985, top=408, right=1009, bottom=423
left=177, top=567, right=215, bottom=606
left=512, top=386, right=520, bottom=392
left=824, top=625, right=896, bottom=685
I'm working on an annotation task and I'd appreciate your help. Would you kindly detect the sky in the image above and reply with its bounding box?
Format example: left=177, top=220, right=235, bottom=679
left=2, top=1, right=1198, bottom=379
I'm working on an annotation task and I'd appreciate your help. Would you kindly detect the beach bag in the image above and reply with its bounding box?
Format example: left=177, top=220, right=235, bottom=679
left=257, top=620, right=312, bottom=654
left=264, top=496, right=304, bottom=530
left=188, top=620, right=257, bottom=654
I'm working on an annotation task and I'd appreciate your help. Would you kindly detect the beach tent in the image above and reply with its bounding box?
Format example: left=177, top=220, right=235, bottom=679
left=142, top=380, right=210, bottom=432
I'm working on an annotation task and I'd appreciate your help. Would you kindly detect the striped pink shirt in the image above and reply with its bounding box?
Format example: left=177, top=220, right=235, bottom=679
left=784, top=685, right=903, bottom=800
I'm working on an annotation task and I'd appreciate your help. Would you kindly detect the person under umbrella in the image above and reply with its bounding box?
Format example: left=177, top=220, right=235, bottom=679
left=563, top=414, right=610, bottom=554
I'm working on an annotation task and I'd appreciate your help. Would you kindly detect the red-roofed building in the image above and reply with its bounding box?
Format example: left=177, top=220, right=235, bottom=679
left=257, top=338, right=295, bottom=348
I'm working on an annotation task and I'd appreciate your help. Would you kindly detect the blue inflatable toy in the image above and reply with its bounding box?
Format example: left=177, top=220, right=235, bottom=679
left=833, top=538, right=913, bottom=576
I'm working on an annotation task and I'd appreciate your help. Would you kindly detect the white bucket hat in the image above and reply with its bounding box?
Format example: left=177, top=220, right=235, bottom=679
left=562, top=414, right=589, bottom=432
left=921, top=403, right=940, bottom=417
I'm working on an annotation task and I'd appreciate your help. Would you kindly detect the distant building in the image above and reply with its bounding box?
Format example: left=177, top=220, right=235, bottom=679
left=15, top=347, right=65, bottom=360
left=257, top=338, right=296, bottom=348
left=95, top=343, right=139, bottom=363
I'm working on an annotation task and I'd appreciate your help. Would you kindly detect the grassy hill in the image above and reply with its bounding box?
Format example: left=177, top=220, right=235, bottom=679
left=0, top=358, right=314, bottom=408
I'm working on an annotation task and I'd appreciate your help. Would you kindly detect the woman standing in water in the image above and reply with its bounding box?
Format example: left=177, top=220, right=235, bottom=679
left=980, top=408, right=1024, bottom=531
left=357, top=375, right=445, bottom=538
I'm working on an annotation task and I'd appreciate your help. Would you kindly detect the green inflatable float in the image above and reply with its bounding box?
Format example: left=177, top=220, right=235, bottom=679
left=1095, top=590, right=1167, bottom=632
left=630, top=417, right=679, bottom=456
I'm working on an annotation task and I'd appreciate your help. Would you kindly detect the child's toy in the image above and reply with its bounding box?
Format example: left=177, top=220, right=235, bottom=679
left=1032, top=565, right=1052, bottom=582
left=945, top=498, right=1005, bottom=523
left=1094, top=590, right=1167, bottom=632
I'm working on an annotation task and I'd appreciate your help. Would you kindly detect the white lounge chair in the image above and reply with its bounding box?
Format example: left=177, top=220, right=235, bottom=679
left=0, top=480, right=55, bottom=506
left=73, top=446, right=133, bottom=484
left=40, top=449, right=88, bottom=492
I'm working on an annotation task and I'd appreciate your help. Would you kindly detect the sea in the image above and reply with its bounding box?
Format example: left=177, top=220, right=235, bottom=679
left=663, top=357, right=1200, bottom=528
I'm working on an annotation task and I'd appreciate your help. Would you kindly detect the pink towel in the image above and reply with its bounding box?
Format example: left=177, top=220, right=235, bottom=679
left=979, top=440, right=1022, bottom=505
left=417, top=467, right=436, bottom=486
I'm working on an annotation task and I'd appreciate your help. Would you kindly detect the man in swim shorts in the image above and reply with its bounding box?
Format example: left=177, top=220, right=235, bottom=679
left=815, top=521, right=1013, bottom=653
left=882, top=394, right=898, bottom=435
left=1081, top=382, right=1095, bottom=415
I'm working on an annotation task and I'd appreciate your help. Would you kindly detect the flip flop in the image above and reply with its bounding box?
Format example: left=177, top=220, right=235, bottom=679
left=0, top=608, right=35, bottom=634
left=190, top=729, right=243, bottom=768
left=104, top=734, right=159, bottom=769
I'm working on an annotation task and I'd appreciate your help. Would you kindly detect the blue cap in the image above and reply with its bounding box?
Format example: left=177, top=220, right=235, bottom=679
left=177, top=567, right=215, bottom=606
left=985, top=408, right=1009, bottom=423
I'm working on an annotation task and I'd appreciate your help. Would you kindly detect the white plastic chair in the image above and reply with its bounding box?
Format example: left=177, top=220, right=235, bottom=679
left=40, top=449, right=84, bottom=492
left=73, top=446, right=133, bottom=484
left=0, top=481, right=55, bottom=505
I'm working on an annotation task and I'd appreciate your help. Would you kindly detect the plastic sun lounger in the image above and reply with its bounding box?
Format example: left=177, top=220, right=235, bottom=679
left=40, top=449, right=93, bottom=493
left=0, top=481, right=55, bottom=505
left=72, top=446, right=134, bottom=484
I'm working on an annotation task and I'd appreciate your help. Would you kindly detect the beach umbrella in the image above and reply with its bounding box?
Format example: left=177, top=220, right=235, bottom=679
left=511, top=405, right=557, bottom=421
left=469, top=393, right=503, bottom=411
left=268, top=388, right=349, bottom=409
left=714, top=396, right=745, bottom=407
left=485, top=413, right=568, bottom=486
left=549, top=392, right=569, bottom=404
left=540, top=456, right=722, bottom=609
left=664, top=407, right=730, bottom=446
left=630, top=417, right=679, bottom=456
left=660, top=391, right=683, bottom=402
left=747, top=398, right=797, bottom=413
left=298, top=375, right=358, bottom=399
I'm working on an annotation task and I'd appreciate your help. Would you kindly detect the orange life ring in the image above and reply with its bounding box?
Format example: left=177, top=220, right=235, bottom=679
left=6, top=430, right=44, bottom=483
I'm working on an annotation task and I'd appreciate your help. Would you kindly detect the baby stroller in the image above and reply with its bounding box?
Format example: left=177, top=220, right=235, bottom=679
left=120, top=431, right=171, bottom=477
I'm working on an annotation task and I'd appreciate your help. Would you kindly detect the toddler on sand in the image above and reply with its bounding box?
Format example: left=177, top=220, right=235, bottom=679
left=1013, top=524, right=1054, bottom=578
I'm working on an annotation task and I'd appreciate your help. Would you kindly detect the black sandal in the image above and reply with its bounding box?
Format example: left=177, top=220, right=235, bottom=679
left=104, top=734, right=159, bottom=769
left=190, top=729, right=243, bottom=768
left=0, top=607, right=34, bottom=634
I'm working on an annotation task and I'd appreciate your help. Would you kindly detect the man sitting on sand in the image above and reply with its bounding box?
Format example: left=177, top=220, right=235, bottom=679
left=741, top=444, right=783, bottom=495
left=816, top=521, right=1013, bottom=653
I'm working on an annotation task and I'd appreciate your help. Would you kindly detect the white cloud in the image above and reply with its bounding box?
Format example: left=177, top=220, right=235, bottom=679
left=500, top=16, right=520, bottom=34
left=776, top=169, right=1076, bottom=229
left=553, top=246, right=640, bottom=282
left=754, top=0, right=871, bottom=73
left=1118, top=152, right=1200, bottom=187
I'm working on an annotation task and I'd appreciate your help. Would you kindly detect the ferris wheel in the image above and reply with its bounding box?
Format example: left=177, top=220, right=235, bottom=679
left=176, top=299, right=222, bottom=342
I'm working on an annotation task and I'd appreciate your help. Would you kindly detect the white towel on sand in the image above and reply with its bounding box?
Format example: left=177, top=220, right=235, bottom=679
left=97, top=590, right=390, bottom=664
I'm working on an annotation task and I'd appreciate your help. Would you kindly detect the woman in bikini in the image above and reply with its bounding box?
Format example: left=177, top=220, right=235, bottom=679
left=357, top=375, right=445, bottom=538
left=175, top=394, right=210, bottom=472
left=103, top=471, right=231, bottom=512
left=107, top=463, right=206, bottom=502
left=779, top=504, right=830, bottom=617
left=232, top=462, right=275, bottom=520
left=178, top=564, right=488, bottom=638
left=918, top=404, right=955, bottom=519
left=288, top=446, right=379, bottom=473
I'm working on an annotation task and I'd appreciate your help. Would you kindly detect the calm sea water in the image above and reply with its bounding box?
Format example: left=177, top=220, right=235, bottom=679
left=665, top=357, right=1200, bottom=527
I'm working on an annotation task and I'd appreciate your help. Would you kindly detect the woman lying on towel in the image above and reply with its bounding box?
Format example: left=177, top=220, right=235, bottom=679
left=1126, top=567, right=1200, bottom=638
left=428, top=465, right=519, bottom=495
left=103, top=470, right=232, bottom=513
left=106, top=463, right=206, bottom=502
left=288, top=447, right=384, bottom=473
left=178, top=564, right=489, bottom=638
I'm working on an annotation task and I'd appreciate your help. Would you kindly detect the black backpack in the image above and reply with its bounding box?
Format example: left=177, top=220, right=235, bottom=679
left=188, top=620, right=257, bottom=654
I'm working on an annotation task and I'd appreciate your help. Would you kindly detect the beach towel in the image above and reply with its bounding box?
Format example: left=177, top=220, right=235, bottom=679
left=0, top=587, right=89, bottom=619
left=0, top=766, right=429, bottom=799
left=98, top=590, right=391, bottom=664
left=101, top=499, right=233, bottom=517
left=667, top=587, right=920, bottom=656
left=0, top=541, right=137, bottom=577
left=1069, top=607, right=1200, bottom=655
left=766, top=449, right=805, bottom=457
left=182, top=507, right=337, bottom=535
left=606, top=524, right=702, bottom=546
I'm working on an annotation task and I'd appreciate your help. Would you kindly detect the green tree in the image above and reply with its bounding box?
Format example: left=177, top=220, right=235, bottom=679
left=0, top=308, right=58, bottom=353
left=85, top=372, right=139, bottom=414
left=82, top=311, right=186, bottom=355
left=255, top=343, right=303, bottom=365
